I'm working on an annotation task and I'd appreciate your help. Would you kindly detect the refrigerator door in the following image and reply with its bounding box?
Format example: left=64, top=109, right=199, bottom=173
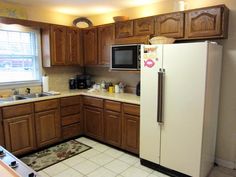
left=140, top=45, right=163, bottom=164
left=160, top=43, right=208, bottom=176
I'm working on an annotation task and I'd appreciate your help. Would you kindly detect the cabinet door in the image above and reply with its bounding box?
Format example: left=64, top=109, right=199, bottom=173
left=122, top=114, right=139, bottom=154
left=0, top=109, right=4, bottom=147
left=83, top=106, right=103, bottom=141
left=155, top=12, right=184, bottom=38
left=35, top=109, right=61, bottom=148
left=98, top=24, right=115, bottom=65
left=83, top=28, right=98, bottom=65
left=115, top=21, right=134, bottom=38
left=185, top=7, right=222, bottom=38
left=3, top=115, right=36, bottom=155
left=50, top=25, right=66, bottom=65
left=134, top=17, right=154, bottom=36
left=104, top=110, right=121, bottom=147
left=66, top=28, right=81, bottom=65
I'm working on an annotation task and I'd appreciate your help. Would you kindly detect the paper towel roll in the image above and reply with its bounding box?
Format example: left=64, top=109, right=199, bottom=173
left=42, top=75, right=49, bottom=92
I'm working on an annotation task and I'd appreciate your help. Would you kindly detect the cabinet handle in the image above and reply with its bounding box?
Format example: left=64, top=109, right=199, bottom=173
left=157, top=69, right=164, bottom=123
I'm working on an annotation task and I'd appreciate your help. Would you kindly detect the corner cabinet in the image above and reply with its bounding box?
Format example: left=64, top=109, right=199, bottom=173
left=155, top=12, right=184, bottom=38
left=98, top=24, right=115, bottom=65
left=83, top=28, right=98, bottom=65
left=34, top=99, right=61, bottom=148
left=185, top=6, right=229, bottom=39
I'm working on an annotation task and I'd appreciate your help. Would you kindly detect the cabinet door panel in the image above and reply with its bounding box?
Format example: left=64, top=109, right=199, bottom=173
left=104, top=110, right=121, bottom=147
left=155, top=12, right=184, bottom=38
left=35, top=109, right=61, bottom=148
left=83, top=28, right=98, bottom=65
left=66, top=28, right=81, bottom=65
left=185, top=7, right=222, bottom=38
left=98, top=24, right=115, bottom=65
left=134, top=17, right=154, bottom=36
left=3, top=115, right=36, bottom=155
left=115, top=21, right=134, bottom=38
left=0, top=109, right=4, bottom=146
left=50, top=25, right=66, bottom=65
left=83, top=106, right=103, bottom=141
left=123, top=114, right=139, bottom=154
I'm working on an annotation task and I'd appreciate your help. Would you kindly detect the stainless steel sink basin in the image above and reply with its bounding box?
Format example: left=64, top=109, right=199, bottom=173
left=22, top=93, right=52, bottom=98
left=0, top=93, right=53, bottom=103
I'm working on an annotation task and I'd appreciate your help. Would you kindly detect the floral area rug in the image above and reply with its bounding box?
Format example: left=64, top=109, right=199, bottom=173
left=20, top=140, right=91, bottom=171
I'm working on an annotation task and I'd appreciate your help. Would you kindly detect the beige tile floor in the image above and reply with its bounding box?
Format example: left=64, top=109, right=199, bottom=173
left=37, top=137, right=236, bottom=177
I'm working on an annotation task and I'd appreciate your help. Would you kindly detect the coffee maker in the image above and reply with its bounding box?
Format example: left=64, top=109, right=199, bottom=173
left=76, top=74, right=92, bottom=89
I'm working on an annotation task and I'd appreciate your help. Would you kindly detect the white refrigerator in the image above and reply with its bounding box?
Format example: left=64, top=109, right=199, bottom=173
left=140, top=42, right=222, bottom=177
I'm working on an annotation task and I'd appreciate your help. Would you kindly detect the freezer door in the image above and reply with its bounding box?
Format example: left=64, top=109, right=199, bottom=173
left=160, top=43, right=208, bottom=176
left=140, top=45, right=163, bottom=164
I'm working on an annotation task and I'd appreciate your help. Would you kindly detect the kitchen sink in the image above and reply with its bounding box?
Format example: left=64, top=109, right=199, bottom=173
left=0, top=93, right=53, bottom=103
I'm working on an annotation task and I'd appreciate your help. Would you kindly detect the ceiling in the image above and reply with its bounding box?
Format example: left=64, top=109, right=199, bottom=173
left=4, top=0, right=165, bottom=16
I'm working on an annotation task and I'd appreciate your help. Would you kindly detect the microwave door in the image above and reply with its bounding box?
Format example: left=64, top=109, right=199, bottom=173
left=111, top=45, right=139, bottom=70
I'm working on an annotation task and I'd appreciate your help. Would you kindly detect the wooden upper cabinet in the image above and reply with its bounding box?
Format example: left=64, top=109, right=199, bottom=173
left=50, top=25, right=66, bottom=65
left=155, top=12, right=184, bottom=38
left=185, top=7, right=225, bottom=38
left=98, top=24, right=115, bottom=65
left=83, top=28, right=98, bottom=65
left=66, top=28, right=81, bottom=65
left=134, top=17, right=154, bottom=36
left=115, top=21, right=134, bottom=38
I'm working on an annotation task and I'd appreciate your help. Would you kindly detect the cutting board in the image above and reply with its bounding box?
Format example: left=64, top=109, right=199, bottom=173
left=0, top=160, right=21, bottom=177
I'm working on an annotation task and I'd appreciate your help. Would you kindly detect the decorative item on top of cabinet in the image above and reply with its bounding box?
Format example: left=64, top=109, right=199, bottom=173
left=155, top=12, right=184, bottom=38
left=134, top=17, right=155, bottom=36
left=115, top=20, right=134, bottom=38
left=0, top=109, right=4, bottom=147
left=83, top=96, right=104, bottom=141
left=122, top=103, right=140, bottom=154
left=34, top=99, right=61, bottom=148
left=104, top=100, right=122, bottom=147
left=98, top=24, right=115, bottom=65
left=83, top=27, right=98, bottom=65
left=2, top=103, right=36, bottom=155
left=185, top=5, right=229, bottom=39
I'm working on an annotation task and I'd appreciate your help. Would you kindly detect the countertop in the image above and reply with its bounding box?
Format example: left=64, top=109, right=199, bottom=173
left=0, top=90, right=140, bottom=107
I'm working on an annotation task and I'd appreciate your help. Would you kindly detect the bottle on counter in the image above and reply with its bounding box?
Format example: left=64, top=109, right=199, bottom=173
left=108, top=83, right=114, bottom=93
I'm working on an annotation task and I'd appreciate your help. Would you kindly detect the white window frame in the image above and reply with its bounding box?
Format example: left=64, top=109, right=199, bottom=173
left=0, top=24, right=42, bottom=89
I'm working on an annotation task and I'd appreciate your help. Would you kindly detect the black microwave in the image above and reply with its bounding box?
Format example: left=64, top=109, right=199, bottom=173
left=111, top=44, right=141, bottom=70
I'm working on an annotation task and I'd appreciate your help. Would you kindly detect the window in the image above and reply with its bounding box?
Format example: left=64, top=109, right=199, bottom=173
left=0, top=24, right=41, bottom=87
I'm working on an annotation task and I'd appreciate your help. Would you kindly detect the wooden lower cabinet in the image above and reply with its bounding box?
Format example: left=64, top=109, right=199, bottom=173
left=83, top=106, right=103, bottom=141
left=104, top=110, right=121, bottom=147
left=35, top=109, right=61, bottom=148
left=122, top=114, right=140, bottom=154
left=3, top=115, right=36, bottom=155
left=0, top=109, right=4, bottom=147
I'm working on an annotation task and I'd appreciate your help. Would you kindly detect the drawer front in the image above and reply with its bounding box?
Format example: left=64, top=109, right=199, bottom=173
left=83, top=96, right=103, bottom=108
left=61, top=105, right=80, bottom=117
left=123, top=103, right=140, bottom=116
left=60, top=96, right=80, bottom=107
left=104, top=100, right=121, bottom=112
left=62, top=123, right=81, bottom=139
left=61, top=114, right=80, bottom=126
left=35, top=99, right=59, bottom=112
left=2, top=103, right=33, bottom=119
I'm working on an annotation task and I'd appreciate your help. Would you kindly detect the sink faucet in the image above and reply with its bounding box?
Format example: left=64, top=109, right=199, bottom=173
left=11, top=88, right=19, bottom=95
left=25, top=88, right=31, bottom=94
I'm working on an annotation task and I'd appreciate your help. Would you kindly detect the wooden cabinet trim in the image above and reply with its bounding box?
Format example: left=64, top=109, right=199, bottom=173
left=83, top=96, right=103, bottom=108
left=60, top=96, right=80, bottom=107
left=2, top=103, right=33, bottom=119
left=34, top=99, right=59, bottom=112
left=104, top=100, right=121, bottom=112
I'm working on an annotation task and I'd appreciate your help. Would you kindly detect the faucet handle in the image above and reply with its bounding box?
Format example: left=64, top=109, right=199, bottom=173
left=11, top=88, right=19, bottom=95
left=25, top=88, right=31, bottom=94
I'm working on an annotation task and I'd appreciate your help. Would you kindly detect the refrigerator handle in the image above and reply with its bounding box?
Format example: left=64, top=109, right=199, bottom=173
left=157, top=69, right=164, bottom=123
